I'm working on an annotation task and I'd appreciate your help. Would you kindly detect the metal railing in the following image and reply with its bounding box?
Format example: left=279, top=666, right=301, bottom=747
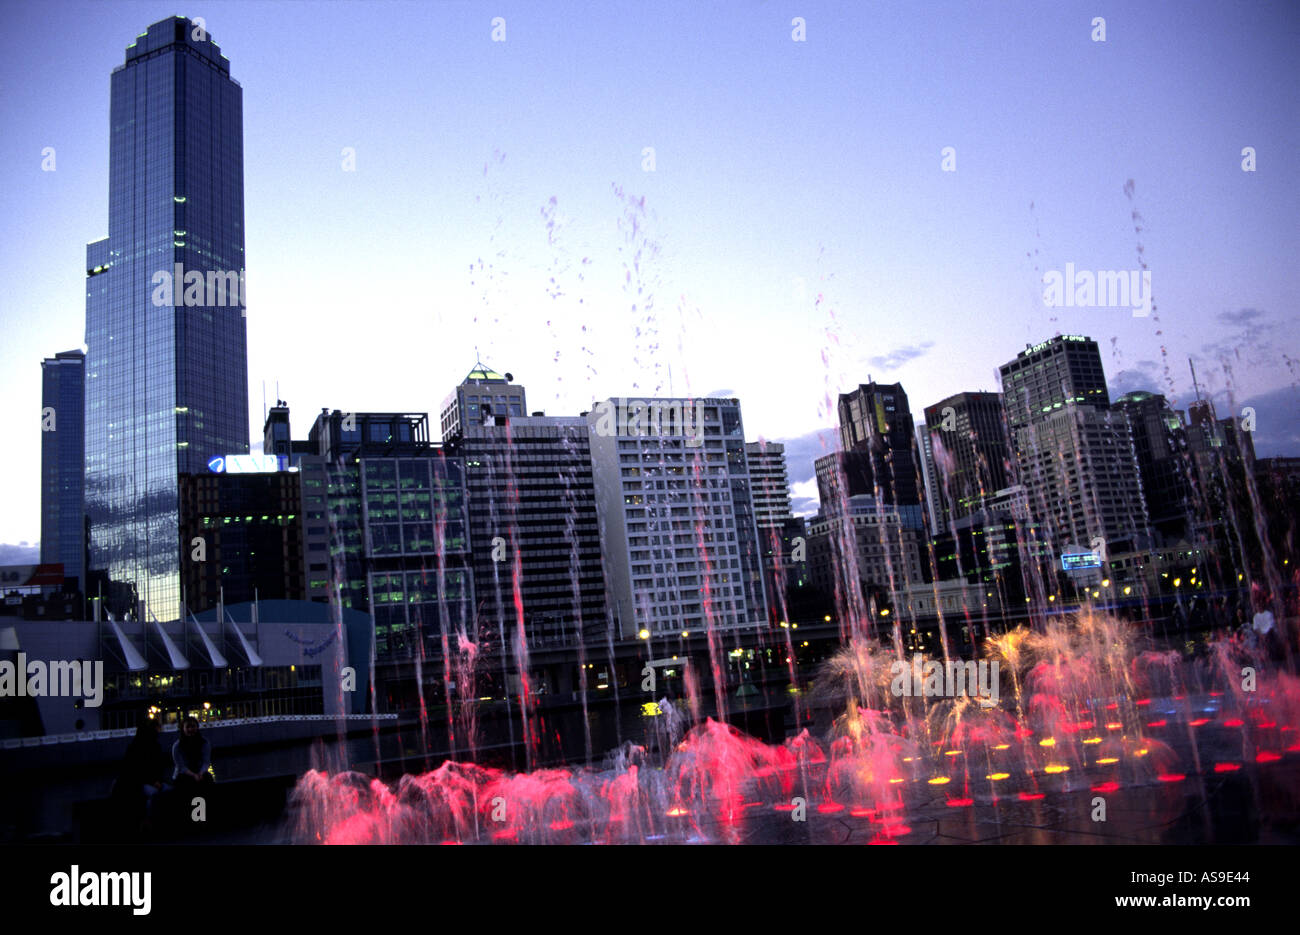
left=1, top=713, right=398, bottom=750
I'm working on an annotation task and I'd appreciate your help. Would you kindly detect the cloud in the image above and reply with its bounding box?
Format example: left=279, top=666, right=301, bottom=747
left=0, top=542, right=40, bottom=564
left=1200, top=307, right=1284, bottom=367
left=1108, top=360, right=1163, bottom=397
left=1231, top=385, right=1300, bottom=457
left=867, top=341, right=935, bottom=371
left=759, top=427, right=839, bottom=515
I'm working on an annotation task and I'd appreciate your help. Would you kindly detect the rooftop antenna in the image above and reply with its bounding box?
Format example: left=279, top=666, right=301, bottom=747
left=1189, top=358, right=1201, bottom=402
left=262, top=380, right=267, bottom=424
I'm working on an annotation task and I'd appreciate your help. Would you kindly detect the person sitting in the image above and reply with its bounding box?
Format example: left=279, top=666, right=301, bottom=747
left=111, top=709, right=170, bottom=833
left=171, top=716, right=214, bottom=792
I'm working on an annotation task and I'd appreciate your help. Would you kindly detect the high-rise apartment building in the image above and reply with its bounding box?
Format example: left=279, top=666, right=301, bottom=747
left=744, top=442, right=793, bottom=531
left=587, top=397, right=768, bottom=637
left=998, top=335, right=1149, bottom=558
left=84, top=17, right=250, bottom=620
left=40, top=350, right=86, bottom=593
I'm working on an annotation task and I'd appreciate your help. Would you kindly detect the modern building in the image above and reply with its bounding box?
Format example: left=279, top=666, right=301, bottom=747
left=806, top=495, right=925, bottom=609
left=449, top=412, right=607, bottom=646
left=587, top=397, right=769, bottom=637
left=1009, top=403, right=1150, bottom=557
left=439, top=361, right=526, bottom=441
left=298, top=409, right=472, bottom=660
left=1112, top=391, right=1195, bottom=544
left=922, top=391, right=1011, bottom=529
left=40, top=350, right=86, bottom=593
left=836, top=381, right=921, bottom=508
left=998, top=334, right=1109, bottom=431
left=84, top=17, right=250, bottom=622
left=999, top=336, right=1149, bottom=560
left=744, top=442, right=794, bottom=531
left=178, top=468, right=306, bottom=614
left=744, top=441, right=800, bottom=616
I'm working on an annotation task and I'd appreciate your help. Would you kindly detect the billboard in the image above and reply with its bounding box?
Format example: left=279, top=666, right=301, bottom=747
left=207, top=454, right=291, bottom=474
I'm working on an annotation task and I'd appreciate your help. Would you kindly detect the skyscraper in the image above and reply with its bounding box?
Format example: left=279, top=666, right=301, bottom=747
left=998, top=336, right=1148, bottom=558
left=84, top=17, right=250, bottom=620
left=998, top=334, right=1109, bottom=431
left=40, top=350, right=86, bottom=593
left=922, top=391, right=1011, bottom=528
left=836, top=381, right=921, bottom=508
left=587, top=397, right=769, bottom=637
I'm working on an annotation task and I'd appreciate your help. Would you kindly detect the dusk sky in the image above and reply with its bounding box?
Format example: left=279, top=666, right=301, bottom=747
left=2, top=0, right=1297, bottom=554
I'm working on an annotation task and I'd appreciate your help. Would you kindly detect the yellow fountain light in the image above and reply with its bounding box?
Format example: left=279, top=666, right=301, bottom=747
left=823, top=615, right=832, bottom=622
left=1096, top=757, right=1119, bottom=764
left=682, top=631, right=689, bottom=637
left=993, top=743, right=1010, bottom=750
left=1083, top=737, right=1102, bottom=744
left=638, top=629, right=650, bottom=640
left=880, top=609, right=890, bottom=617
left=1135, top=748, right=1148, bottom=756
left=1123, top=586, right=1132, bottom=595
left=1043, top=764, right=1070, bottom=774
left=641, top=702, right=662, bottom=716
left=987, top=772, right=1010, bottom=781
left=927, top=777, right=951, bottom=785
left=1039, top=737, right=1056, bottom=747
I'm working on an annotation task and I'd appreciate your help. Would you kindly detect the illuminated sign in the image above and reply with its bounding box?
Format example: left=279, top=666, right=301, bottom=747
left=207, top=454, right=288, bottom=474
left=1061, top=551, right=1102, bottom=572
left=1025, top=335, right=1089, bottom=356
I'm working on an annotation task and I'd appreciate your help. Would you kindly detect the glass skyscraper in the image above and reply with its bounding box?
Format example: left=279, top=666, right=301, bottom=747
left=84, top=17, right=249, bottom=620
left=40, top=350, right=86, bottom=592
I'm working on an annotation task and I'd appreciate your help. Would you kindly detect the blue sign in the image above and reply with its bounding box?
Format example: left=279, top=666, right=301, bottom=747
left=207, top=455, right=225, bottom=473
left=1061, top=551, right=1102, bottom=572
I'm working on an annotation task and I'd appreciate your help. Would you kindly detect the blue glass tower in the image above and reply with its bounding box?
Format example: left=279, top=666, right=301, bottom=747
left=85, top=17, right=249, bottom=620
left=40, top=350, right=86, bottom=592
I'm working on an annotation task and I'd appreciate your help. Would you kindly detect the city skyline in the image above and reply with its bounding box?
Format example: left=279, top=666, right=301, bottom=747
left=4, top=0, right=1298, bottom=554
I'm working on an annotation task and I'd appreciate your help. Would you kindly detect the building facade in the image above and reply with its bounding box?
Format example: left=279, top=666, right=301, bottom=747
left=999, top=335, right=1149, bottom=560
left=587, top=397, right=769, bottom=637
left=922, top=391, right=1011, bottom=529
left=40, top=350, right=86, bottom=593
left=84, top=17, right=250, bottom=621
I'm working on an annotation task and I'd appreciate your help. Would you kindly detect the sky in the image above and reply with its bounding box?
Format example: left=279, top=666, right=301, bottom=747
left=1, top=0, right=1297, bottom=553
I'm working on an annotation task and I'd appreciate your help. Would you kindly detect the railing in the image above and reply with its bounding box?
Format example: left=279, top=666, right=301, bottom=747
left=0, top=713, right=398, bottom=750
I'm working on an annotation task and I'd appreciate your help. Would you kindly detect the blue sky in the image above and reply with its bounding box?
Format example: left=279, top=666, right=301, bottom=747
left=1, top=0, right=1297, bottom=548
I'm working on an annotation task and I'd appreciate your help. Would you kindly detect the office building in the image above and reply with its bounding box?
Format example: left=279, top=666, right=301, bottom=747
left=836, top=381, right=921, bottom=508
left=84, top=17, right=250, bottom=621
left=922, top=391, right=1011, bottom=529
left=40, top=350, right=86, bottom=593
left=999, top=335, right=1149, bottom=558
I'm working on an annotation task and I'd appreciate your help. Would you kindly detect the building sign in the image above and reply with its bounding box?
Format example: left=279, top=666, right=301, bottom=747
left=207, top=454, right=288, bottom=474
left=1061, top=551, right=1102, bottom=572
